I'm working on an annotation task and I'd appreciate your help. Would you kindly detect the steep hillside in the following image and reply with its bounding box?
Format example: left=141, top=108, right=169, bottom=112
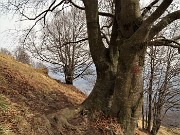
left=0, top=53, right=86, bottom=135
left=0, top=53, right=179, bottom=135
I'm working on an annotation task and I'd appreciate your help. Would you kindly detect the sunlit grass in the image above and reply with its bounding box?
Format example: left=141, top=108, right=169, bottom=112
left=0, top=56, right=86, bottom=135
left=0, top=52, right=179, bottom=135
left=0, top=94, right=8, bottom=111
left=0, top=52, right=86, bottom=134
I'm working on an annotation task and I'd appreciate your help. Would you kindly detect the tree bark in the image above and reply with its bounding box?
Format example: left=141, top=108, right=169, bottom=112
left=82, top=62, right=116, bottom=113
left=147, top=51, right=155, bottom=132
left=151, top=105, right=162, bottom=135
left=147, top=84, right=152, bottom=131
left=110, top=48, right=145, bottom=134
left=142, top=104, right=145, bottom=130
left=64, top=65, right=73, bottom=84
left=82, top=0, right=118, bottom=113
left=109, top=1, right=145, bottom=134
left=81, top=0, right=175, bottom=134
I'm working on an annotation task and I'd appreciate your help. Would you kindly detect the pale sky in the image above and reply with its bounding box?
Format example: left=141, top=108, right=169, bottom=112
left=0, top=12, right=36, bottom=51
left=0, top=15, right=16, bottom=50
left=1, top=0, right=179, bottom=51
left=0, top=0, right=152, bottom=51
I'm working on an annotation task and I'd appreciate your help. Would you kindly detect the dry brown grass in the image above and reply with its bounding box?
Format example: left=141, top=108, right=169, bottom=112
left=158, top=127, right=180, bottom=135
left=0, top=53, right=86, bottom=103
left=0, top=53, right=86, bottom=134
left=0, top=52, right=179, bottom=135
left=137, top=118, right=180, bottom=135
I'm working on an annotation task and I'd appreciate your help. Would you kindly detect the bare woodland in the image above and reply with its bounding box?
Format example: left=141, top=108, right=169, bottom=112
left=24, top=7, right=93, bottom=84
left=0, top=0, right=180, bottom=135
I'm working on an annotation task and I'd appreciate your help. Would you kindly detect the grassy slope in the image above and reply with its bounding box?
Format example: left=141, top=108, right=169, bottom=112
left=0, top=53, right=179, bottom=135
left=0, top=53, right=86, bottom=134
left=137, top=121, right=180, bottom=135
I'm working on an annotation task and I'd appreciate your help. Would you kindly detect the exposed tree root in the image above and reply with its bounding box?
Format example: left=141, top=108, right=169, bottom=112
left=46, top=107, right=124, bottom=135
left=47, top=107, right=83, bottom=135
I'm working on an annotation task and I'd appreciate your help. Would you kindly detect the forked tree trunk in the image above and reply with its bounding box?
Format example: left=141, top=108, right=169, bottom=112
left=82, top=0, right=174, bottom=134
left=82, top=62, right=117, bottom=113
left=82, top=0, right=118, bottom=114
left=110, top=49, right=145, bottom=135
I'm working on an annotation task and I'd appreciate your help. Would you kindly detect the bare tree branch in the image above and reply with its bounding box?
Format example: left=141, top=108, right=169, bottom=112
left=101, top=31, right=110, bottom=45
left=74, top=61, right=93, bottom=79
left=133, top=38, right=180, bottom=52
left=10, top=0, right=64, bottom=21
left=63, top=38, right=88, bottom=46
left=70, top=0, right=114, bottom=18
left=149, top=10, right=180, bottom=39
left=23, top=17, right=44, bottom=43
left=128, top=0, right=173, bottom=43
left=144, top=0, right=173, bottom=26
left=101, top=21, right=113, bottom=30
left=141, top=0, right=160, bottom=18
left=148, top=39, right=180, bottom=50
left=173, top=35, right=180, bottom=41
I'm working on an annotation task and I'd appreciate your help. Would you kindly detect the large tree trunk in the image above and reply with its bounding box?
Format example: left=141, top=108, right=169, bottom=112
left=82, top=1, right=145, bottom=134
left=82, top=62, right=117, bottom=113
left=109, top=1, right=145, bottom=133
left=82, top=0, right=118, bottom=113
left=82, top=0, right=173, bottom=134
left=110, top=49, right=144, bottom=135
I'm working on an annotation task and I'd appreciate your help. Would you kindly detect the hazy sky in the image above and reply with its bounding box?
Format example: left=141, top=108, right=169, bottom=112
left=0, top=12, right=35, bottom=51
left=0, top=0, right=152, bottom=51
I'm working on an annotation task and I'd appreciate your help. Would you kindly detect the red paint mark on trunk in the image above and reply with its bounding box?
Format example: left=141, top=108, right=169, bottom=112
left=132, top=65, right=140, bottom=74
